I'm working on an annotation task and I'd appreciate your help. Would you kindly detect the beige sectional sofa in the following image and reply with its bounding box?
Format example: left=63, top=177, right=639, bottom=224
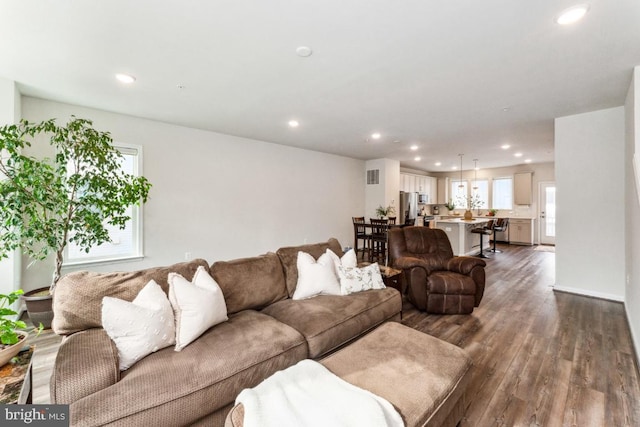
left=51, top=238, right=402, bottom=426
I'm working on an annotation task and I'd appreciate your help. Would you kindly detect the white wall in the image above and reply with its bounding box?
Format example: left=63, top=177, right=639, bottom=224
left=555, top=107, right=626, bottom=301
left=625, top=66, right=640, bottom=361
left=0, top=77, right=21, bottom=296
left=20, top=97, right=365, bottom=291
left=364, top=158, right=399, bottom=220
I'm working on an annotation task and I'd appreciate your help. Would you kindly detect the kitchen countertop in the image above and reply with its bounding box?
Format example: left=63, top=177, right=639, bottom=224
left=434, top=218, right=492, bottom=224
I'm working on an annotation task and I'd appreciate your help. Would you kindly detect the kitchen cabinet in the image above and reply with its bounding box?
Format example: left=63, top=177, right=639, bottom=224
left=429, top=177, right=438, bottom=203
left=509, top=218, right=534, bottom=245
left=437, top=178, right=449, bottom=204
left=514, top=172, right=532, bottom=205
left=400, top=174, right=438, bottom=203
left=401, top=174, right=416, bottom=193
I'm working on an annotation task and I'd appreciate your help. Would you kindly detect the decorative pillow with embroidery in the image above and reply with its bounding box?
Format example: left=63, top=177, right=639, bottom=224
left=102, top=280, right=176, bottom=371
left=337, top=263, right=386, bottom=295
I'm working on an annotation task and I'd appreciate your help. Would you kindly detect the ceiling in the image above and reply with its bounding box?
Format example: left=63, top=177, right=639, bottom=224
left=1, top=1, right=639, bottom=172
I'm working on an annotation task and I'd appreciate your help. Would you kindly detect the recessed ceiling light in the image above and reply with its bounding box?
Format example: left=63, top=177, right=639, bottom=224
left=296, top=46, right=313, bottom=57
left=501, top=144, right=511, bottom=150
left=556, top=4, right=589, bottom=25
left=525, top=159, right=532, bottom=163
left=514, top=152, right=523, bottom=157
left=371, top=133, right=381, bottom=140
left=414, top=156, right=421, bottom=161
left=410, top=145, right=419, bottom=151
left=452, top=166, right=458, bottom=170
left=288, top=120, right=299, bottom=128
left=435, top=162, right=442, bottom=166
left=115, top=73, right=136, bottom=84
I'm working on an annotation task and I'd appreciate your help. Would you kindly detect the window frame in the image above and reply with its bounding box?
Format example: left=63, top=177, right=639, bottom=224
left=471, top=178, right=489, bottom=209
left=450, top=179, right=468, bottom=209
left=492, top=176, right=514, bottom=210
left=63, top=142, right=145, bottom=267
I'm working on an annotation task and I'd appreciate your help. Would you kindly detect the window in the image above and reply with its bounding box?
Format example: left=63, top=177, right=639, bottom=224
left=492, top=177, right=513, bottom=210
left=471, top=179, right=489, bottom=209
left=65, top=144, right=144, bottom=265
left=450, top=180, right=468, bottom=209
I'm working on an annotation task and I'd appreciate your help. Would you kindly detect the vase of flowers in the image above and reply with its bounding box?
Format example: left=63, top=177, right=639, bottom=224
left=457, top=194, right=483, bottom=220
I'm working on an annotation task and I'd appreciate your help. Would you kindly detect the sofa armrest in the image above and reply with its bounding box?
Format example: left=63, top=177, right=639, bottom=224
left=50, top=328, right=120, bottom=404
left=446, top=256, right=486, bottom=275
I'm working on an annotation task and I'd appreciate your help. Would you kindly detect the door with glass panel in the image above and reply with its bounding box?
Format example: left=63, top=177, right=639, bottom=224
left=538, top=182, right=556, bottom=245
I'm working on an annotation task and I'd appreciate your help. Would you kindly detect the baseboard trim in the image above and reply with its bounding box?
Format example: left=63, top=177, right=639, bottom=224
left=624, top=303, right=640, bottom=381
left=552, top=285, right=625, bottom=302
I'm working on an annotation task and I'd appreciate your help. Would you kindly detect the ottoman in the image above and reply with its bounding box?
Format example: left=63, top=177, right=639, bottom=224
left=225, top=322, right=473, bottom=427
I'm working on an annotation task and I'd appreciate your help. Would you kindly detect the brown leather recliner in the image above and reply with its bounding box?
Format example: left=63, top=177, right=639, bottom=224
left=388, top=226, right=486, bottom=314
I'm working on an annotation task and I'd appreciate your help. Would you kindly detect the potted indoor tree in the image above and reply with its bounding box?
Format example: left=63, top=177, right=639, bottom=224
left=0, top=117, right=152, bottom=328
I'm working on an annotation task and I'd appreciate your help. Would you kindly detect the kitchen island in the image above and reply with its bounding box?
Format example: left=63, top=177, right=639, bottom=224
left=434, top=217, right=493, bottom=256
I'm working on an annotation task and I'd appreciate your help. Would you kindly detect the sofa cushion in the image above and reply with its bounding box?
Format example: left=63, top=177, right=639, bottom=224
left=277, top=238, right=344, bottom=297
left=53, top=259, right=210, bottom=335
left=211, top=252, right=288, bottom=315
left=261, top=287, right=401, bottom=358
left=68, top=310, right=307, bottom=426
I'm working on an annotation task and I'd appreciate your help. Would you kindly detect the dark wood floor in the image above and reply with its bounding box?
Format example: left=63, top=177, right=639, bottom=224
left=27, top=244, right=640, bottom=426
left=401, top=243, right=640, bottom=426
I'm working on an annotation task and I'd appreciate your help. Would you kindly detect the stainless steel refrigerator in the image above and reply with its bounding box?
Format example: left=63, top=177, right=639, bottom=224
left=399, top=192, right=418, bottom=225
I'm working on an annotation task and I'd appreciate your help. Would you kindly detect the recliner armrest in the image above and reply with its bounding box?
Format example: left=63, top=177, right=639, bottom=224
left=447, top=256, right=486, bottom=275
left=50, top=328, right=120, bottom=404
left=394, top=256, right=429, bottom=271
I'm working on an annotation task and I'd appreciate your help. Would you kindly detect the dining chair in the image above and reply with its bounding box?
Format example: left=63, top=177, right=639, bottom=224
left=352, top=217, right=369, bottom=260
left=369, top=218, right=389, bottom=263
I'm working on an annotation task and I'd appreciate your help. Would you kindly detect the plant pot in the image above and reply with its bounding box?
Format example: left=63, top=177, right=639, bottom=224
left=464, top=210, right=473, bottom=220
left=0, top=330, right=28, bottom=367
left=22, top=287, right=53, bottom=329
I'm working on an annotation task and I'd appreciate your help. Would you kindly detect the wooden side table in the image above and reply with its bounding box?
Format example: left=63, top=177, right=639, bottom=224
left=0, top=345, right=34, bottom=404
left=379, top=265, right=403, bottom=293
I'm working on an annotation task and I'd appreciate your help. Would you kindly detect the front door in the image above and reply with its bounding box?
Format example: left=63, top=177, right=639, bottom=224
left=539, top=182, right=556, bottom=245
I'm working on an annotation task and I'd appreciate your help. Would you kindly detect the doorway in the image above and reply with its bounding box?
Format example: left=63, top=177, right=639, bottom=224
left=539, top=182, right=556, bottom=245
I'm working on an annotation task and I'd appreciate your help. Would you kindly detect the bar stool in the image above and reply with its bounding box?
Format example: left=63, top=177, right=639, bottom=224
left=471, top=219, right=495, bottom=259
left=491, top=218, right=509, bottom=253
left=352, top=217, right=369, bottom=260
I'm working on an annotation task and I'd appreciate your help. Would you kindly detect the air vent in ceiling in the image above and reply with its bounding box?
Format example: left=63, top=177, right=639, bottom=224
left=366, top=169, right=380, bottom=185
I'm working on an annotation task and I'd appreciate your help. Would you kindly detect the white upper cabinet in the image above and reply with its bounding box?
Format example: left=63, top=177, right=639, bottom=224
left=400, top=173, right=438, bottom=203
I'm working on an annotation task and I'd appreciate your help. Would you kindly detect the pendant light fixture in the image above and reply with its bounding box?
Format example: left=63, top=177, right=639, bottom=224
left=473, top=159, right=479, bottom=191
left=458, top=154, right=464, bottom=191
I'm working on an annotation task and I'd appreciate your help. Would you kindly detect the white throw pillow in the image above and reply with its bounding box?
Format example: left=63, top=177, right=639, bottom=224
left=325, top=248, right=357, bottom=274
left=102, top=280, right=176, bottom=371
left=292, top=251, right=342, bottom=300
left=338, top=263, right=386, bottom=295
left=168, top=266, right=229, bottom=351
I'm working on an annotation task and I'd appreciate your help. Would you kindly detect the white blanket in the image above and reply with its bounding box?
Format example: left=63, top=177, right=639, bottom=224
left=235, top=359, right=404, bottom=427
